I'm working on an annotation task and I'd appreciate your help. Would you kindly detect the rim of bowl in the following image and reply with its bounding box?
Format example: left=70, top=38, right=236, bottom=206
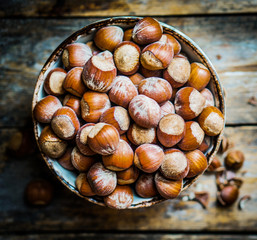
left=32, top=16, right=225, bottom=209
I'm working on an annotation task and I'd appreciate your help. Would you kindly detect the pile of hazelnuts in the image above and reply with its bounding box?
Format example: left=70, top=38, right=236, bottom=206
left=33, top=17, right=225, bottom=209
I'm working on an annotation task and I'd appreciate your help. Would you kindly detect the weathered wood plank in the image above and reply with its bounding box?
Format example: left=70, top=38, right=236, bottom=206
left=0, top=233, right=256, bottom=240
left=1, top=0, right=257, bottom=17
left=0, top=126, right=256, bottom=232
left=0, top=16, right=257, bottom=127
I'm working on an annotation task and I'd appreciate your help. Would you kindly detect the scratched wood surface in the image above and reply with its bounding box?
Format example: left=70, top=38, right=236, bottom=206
left=1, top=0, right=257, bottom=17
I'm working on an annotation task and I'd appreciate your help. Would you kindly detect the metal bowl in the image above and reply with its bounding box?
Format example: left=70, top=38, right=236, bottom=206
left=32, top=16, right=225, bottom=208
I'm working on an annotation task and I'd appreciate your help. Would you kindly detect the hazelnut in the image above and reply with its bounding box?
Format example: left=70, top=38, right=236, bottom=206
left=225, top=150, right=245, bottom=171
left=197, top=136, right=211, bottom=153
left=157, top=113, right=185, bottom=147
left=207, top=155, right=222, bottom=172
left=87, top=162, right=117, bottom=196
left=186, top=149, right=208, bottom=178
left=218, top=136, right=234, bottom=154
left=160, top=34, right=181, bottom=55
left=82, top=51, right=117, bottom=92
left=140, top=66, right=162, bottom=78
left=57, top=147, right=76, bottom=171
left=76, top=173, right=95, bottom=196
left=187, top=62, right=211, bottom=91
left=117, top=165, right=139, bottom=185
left=102, top=140, right=134, bottom=171
left=104, top=185, right=133, bottom=209
left=81, top=91, right=111, bottom=123
left=132, top=17, right=163, bottom=45
left=63, top=94, right=81, bottom=117
left=134, top=143, right=164, bottom=173
left=76, top=123, right=96, bottom=156
left=129, top=73, right=144, bottom=87
left=33, top=95, right=62, bottom=123
left=25, top=179, right=54, bottom=206
left=138, top=77, right=172, bottom=104
left=135, top=173, right=158, bottom=198
left=127, top=123, right=156, bottom=146
left=63, top=67, right=87, bottom=97
left=94, top=26, right=124, bottom=52
left=109, top=76, right=138, bottom=108
left=200, top=88, right=215, bottom=108
left=154, top=172, right=182, bottom=199
left=62, top=43, right=92, bottom=70
left=100, top=106, right=130, bottom=135
left=123, top=28, right=133, bottom=41
left=160, top=101, right=175, bottom=118
left=163, top=56, right=191, bottom=88
left=160, top=149, right=189, bottom=180
left=51, top=107, right=80, bottom=140
left=217, top=185, right=239, bottom=206
left=71, top=147, right=95, bottom=172
left=86, top=41, right=100, bottom=55
left=114, top=41, right=141, bottom=75
left=44, top=68, right=66, bottom=96
left=177, top=121, right=205, bottom=151
left=174, top=87, right=206, bottom=120
left=198, top=106, right=224, bottom=136
left=140, top=41, right=173, bottom=70
left=87, top=123, right=120, bottom=155
left=38, top=126, right=68, bottom=158
left=129, top=95, right=161, bottom=128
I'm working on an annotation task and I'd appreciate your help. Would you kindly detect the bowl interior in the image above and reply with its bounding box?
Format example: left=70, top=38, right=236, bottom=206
left=32, top=17, right=225, bottom=208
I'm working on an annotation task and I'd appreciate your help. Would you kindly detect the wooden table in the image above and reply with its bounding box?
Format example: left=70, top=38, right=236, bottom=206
left=0, top=1, right=257, bottom=239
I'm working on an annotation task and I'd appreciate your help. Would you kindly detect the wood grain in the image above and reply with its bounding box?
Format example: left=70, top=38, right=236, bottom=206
left=0, top=126, right=256, bottom=232
left=0, top=0, right=257, bottom=17
left=0, top=16, right=256, bottom=127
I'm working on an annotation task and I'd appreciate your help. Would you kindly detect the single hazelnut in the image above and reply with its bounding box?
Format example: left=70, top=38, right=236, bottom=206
left=154, top=172, right=182, bottom=199
left=117, top=165, right=140, bottom=185
left=160, top=149, right=189, bottom=180
left=225, top=150, right=245, bottom=171
left=160, top=101, right=175, bottom=118
left=177, top=121, right=205, bottom=151
left=197, top=136, right=211, bottom=153
left=87, top=123, right=120, bottom=155
left=62, top=43, right=92, bottom=70
left=217, top=185, right=239, bottom=206
left=132, top=17, right=163, bottom=45
left=186, top=149, right=208, bottom=178
left=207, top=155, right=222, bottom=172
left=134, top=143, right=164, bottom=173
left=76, top=173, right=95, bottom=196
left=38, top=126, right=68, bottom=158
left=76, top=123, right=96, bottom=156
left=163, top=56, right=191, bottom=88
left=63, top=94, right=81, bottom=117
left=102, top=139, right=134, bottom=171
left=44, top=68, right=66, bottom=96
left=127, top=123, right=156, bottom=146
left=104, top=185, right=133, bottom=209
left=129, top=95, right=161, bottom=128
left=51, top=107, right=80, bottom=140
left=140, top=41, right=173, bottom=70
left=129, top=73, right=144, bottom=87
left=33, top=95, right=62, bottom=123
left=114, top=41, right=141, bottom=75
left=63, top=67, right=87, bottom=97
left=187, top=62, right=211, bottom=91
left=87, top=162, right=117, bottom=196
left=138, top=77, right=172, bottom=104
left=57, top=147, right=76, bottom=171
left=109, top=76, right=138, bottom=108
left=174, top=87, right=206, bottom=120
left=160, top=34, right=181, bottom=55
left=218, top=136, right=234, bottom=154
left=81, top=91, right=111, bottom=123
left=82, top=51, right=117, bottom=92
left=100, top=106, right=130, bottom=135
left=135, top=173, right=158, bottom=198
left=25, top=179, right=54, bottom=206
left=200, top=88, right=215, bottom=108
left=198, top=106, right=224, bottom=136
left=94, top=26, right=124, bottom=52
left=71, top=147, right=95, bottom=172
left=140, top=66, right=162, bottom=78
left=123, top=28, right=133, bottom=41
left=157, top=113, right=185, bottom=147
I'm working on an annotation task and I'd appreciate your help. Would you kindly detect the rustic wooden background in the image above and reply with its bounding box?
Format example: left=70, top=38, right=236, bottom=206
left=0, top=0, right=257, bottom=239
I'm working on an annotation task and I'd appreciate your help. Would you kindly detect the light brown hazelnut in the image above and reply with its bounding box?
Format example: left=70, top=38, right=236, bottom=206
left=71, top=147, right=95, bottom=172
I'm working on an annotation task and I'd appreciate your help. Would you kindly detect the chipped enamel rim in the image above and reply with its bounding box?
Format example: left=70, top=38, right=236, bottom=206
left=32, top=16, right=225, bottom=209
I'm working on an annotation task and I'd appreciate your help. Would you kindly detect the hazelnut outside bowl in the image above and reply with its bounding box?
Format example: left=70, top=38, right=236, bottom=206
left=32, top=17, right=225, bottom=209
